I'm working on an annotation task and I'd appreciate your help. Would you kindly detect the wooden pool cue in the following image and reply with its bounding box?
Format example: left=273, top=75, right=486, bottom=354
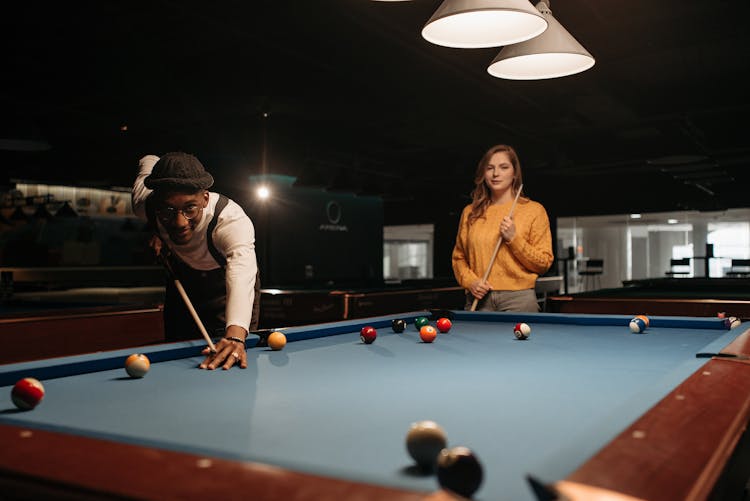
left=157, top=250, right=217, bottom=353
left=470, top=185, right=524, bottom=312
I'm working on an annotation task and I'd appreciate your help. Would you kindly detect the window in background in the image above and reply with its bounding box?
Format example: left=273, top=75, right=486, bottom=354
left=708, top=222, right=750, bottom=277
left=383, top=224, right=434, bottom=281
left=557, top=208, right=750, bottom=285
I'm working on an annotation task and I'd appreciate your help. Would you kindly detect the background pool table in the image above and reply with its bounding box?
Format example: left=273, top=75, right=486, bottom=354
left=0, top=300, right=164, bottom=364
left=547, top=277, right=750, bottom=318
left=1, top=311, right=750, bottom=500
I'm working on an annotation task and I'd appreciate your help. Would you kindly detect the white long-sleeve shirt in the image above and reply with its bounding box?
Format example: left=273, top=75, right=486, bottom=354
left=132, top=155, right=258, bottom=332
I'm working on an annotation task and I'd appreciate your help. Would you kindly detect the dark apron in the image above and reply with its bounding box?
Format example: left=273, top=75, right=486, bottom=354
left=163, top=257, right=261, bottom=342
left=149, top=194, right=261, bottom=342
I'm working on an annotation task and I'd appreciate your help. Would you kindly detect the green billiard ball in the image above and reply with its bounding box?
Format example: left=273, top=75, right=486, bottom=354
left=414, top=316, right=430, bottom=330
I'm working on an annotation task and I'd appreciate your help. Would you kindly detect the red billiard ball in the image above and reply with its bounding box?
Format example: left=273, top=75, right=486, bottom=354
left=437, top=446, right=483, bottom=499
left=125, top=353, right=150, bottom=378
left=11, top=377, right=45, bottom=410
left=360, top=326, right=377, bottom=344
left=406, top=420, right=447, bottom=470
left=514, top=322, right=531, bottom=340
left=436, top=317, right=452, bottom=333
left=420, top=325, right=437, bottom=343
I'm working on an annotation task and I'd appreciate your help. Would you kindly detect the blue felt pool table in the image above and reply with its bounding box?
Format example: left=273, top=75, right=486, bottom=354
left=1, top=311, right=750, bottom=500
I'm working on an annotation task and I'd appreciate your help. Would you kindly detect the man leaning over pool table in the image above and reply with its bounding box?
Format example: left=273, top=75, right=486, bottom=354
left=132, top=152, right=260, bottom=370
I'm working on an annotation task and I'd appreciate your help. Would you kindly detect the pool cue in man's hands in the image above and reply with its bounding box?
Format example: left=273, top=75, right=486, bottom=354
left=470, top=185, right=524, bottom=312
left=156, top=249, right=217, bottom=353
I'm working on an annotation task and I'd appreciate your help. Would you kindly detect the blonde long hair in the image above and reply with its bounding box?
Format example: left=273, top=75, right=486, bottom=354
left=467, top=144, right=524, bottom=226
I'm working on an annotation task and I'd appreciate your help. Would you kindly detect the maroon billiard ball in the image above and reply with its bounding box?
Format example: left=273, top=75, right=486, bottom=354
left=513, top=322, right=531, bottom=340
left=436, top=317, right=452, bottom=333
left=11, top=377, right=45, bottom=410
left=437, top=446, right=483, bottom=498
left=360, top=326, right=377, bottom=344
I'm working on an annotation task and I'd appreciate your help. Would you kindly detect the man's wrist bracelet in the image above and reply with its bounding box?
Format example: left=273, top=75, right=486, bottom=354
left=224, top=336, right=246, bottom=344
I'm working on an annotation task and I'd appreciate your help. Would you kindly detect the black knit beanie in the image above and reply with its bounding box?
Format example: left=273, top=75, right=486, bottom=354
left=144, top=152, right=214, bottom=191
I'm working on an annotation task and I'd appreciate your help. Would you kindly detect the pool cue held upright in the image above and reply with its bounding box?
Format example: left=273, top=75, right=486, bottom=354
left=470, top=185, right=524, bottom=312
left=157, top=250, right=217, bottom=353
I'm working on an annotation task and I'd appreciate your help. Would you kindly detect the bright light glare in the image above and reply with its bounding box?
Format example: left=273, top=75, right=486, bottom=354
left=257, top=186, right=270, bottom=200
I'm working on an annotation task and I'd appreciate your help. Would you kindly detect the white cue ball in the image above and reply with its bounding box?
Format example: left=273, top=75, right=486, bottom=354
left=406, top=420, right=448, bottom=469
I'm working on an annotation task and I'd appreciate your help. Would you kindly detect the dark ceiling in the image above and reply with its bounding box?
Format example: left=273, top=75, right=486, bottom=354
left=2, top=0, right=749, bottom=222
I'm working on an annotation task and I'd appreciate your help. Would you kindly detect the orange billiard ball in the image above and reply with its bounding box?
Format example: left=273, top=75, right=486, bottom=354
left=11, top=378, right=45, bottom=410
left=268, top=331, right=287, bottom=351
left=436, top=317, right=452, bottom=333
left=635, top=315, right=650, bottom=328
left=125, top=353, right=150, bottom=378
left=420, top=325, right=437, bottom=343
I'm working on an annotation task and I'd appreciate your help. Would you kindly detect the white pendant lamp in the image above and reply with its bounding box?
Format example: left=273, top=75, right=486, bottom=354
left=422, top=0, right=549, bottom=48
left=487, top=1, right=594, bottom=79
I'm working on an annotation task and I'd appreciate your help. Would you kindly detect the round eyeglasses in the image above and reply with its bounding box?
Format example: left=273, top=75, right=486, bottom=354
left=155, top=205, right=200, bottom=223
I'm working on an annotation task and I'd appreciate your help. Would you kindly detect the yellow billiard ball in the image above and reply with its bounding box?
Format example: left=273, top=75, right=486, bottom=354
left=268, top=331, right=287, bottom=351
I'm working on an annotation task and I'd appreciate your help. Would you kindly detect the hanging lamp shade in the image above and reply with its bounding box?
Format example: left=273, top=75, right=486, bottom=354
left=422, top=0, right=548, bottom=48
left=487, top=1, right=594, bottom=79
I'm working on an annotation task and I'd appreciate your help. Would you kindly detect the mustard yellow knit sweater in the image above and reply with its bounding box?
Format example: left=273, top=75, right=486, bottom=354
left=452, top=198, right=554, bottom=291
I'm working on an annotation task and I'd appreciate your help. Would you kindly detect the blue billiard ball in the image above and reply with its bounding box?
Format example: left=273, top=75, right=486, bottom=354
left=629, top=318, right=647, bottom=333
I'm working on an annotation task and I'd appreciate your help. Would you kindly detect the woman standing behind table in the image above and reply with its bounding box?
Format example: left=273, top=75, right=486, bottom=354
left=452, top=144, right=554, bottom=312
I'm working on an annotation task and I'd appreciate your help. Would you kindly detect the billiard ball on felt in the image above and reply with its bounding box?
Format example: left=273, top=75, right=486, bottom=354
left=436, top=446, right=483, bottom=498
left=125, top=353, right=150, bottom=378
left=360, top=326, right=377, bottom=344
left=420, top=325, right=438, bottom=343
left=414, top=316, right=430, bottom=330
left=629, top=318, right=647, bottom=333
left=11, top=378, right=45, bottom=410
left=726, top=316, right=742, bottom=329
left=405, top=420, right=447, bottom=470
left=635, top=314, right=650, bottom=327
left=392, top=319, right=407, bottom=333
left=514, top=322, right=531, bottom=340
left=268, top=331, right=287, bottom=351
left=436, top=317, right=452, bottom=333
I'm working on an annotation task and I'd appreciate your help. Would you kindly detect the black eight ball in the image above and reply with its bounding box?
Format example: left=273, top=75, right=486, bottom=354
left=437, top=446, right=483, bottom=499
left=392, top=318, right=407, bottom=333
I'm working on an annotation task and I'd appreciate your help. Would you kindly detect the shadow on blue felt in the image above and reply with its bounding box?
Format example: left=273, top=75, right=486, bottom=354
left=268, top=352, right=289, bottom=367
left=446, top=332, right=481, bottom=344
left=399, top=464, right=435, bottom=477
left=0, top=408, right=28, bottom=414
left=364, top=344, right=395, bottom=357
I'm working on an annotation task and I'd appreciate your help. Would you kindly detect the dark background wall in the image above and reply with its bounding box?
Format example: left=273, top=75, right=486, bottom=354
left=239, top=176, right=384, bottom=287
